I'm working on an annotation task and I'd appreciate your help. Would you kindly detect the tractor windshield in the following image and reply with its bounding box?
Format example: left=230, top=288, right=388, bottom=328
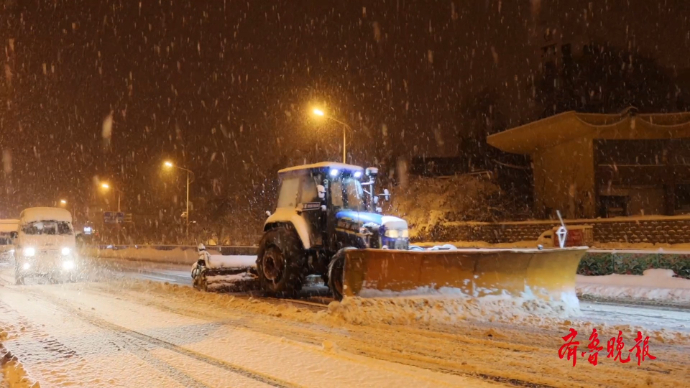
left=330, top=176, right=365, bottom=212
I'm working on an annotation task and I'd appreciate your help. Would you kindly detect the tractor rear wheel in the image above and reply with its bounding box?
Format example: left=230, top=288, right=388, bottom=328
left=256, top=227, right=305, bottom=295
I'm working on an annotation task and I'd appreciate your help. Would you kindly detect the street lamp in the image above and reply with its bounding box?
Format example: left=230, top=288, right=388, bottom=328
left=100, top=182, right=123, bottom=212
left=59, top=199, right=67, bottom=205
left=312, top=108, right=352, bottom=164
left=163, top=160, right=194, bottom=239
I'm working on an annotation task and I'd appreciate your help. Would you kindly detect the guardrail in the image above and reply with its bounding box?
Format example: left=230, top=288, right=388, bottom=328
left=81, top=244, right=259, bottom=266
left=91, top=244, right=258, bottom=255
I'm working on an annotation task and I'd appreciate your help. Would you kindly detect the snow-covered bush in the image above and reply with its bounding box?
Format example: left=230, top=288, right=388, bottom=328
left=386, top=174, right=506, bottom=239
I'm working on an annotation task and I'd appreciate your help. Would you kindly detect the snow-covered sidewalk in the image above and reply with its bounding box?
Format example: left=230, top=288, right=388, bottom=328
left=577, top=269, right=690, bottom=305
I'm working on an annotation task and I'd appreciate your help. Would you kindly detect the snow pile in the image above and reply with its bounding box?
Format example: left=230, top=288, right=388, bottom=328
left=1, top=348, right=37, bottom=388
left=416, top=240, right=542, bottom=249
left=327, top=294, right=581, bottom=328
left=205, top=272, right=260, bottom=292
left=1, top=322, right=37, bottom=388
left=577, top=269, right=690, bottom=304
left=205, top=255, right=256, bottom=269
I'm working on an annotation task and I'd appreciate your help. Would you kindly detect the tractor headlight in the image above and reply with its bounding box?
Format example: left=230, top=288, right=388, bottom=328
left=329, top=168, right=340, bottom=177
left=23, top=247, right=36, bottom=257
left=61, top=247, right=71, bottom=256
left=62, top=260, right=76, bottom=271
left=384, top=229, right=408, bottom=238
left=385, top=229, right=399, bottom=238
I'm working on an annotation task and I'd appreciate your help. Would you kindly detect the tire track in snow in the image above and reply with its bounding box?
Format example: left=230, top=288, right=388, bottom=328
left=0, top=299, right=79, bottom=388
left=25, top=289, right=299, bottom=388
left=85, top=285, right=555, bottom=387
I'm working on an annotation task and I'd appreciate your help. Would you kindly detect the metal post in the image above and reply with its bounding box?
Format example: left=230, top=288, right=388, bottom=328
left=342, top=125, right=346, bottom=163
left=186, top=170, right=190, bottom=240
left=117, top=193, right=121, bottom=212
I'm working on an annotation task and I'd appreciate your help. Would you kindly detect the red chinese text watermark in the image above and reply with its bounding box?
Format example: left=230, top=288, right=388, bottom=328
left=558, top=328, right=656, bottom=366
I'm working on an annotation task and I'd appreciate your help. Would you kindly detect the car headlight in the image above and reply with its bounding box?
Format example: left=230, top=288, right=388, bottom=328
left=23, top=247, right=36, bottom=257
left=401, top=229, right=409, bottom=238
left=62, top=260, right=76, bottom=271
left=61, top=247, right=71, bottom=256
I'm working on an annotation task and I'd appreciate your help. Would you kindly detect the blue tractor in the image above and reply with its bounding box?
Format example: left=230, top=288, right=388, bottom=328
left=258, top=162, right=409, bottom=299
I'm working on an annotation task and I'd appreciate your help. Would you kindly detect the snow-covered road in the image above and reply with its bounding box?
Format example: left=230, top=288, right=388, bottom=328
left=0, top=261, right=497, bottom=387
left=104, top=257, right=690, bottom=334
left=1, top=258, right=689, bottom=387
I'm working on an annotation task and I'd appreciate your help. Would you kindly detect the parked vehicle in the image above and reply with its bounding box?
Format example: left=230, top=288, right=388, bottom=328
left=0, top=219, right=19, bottom=261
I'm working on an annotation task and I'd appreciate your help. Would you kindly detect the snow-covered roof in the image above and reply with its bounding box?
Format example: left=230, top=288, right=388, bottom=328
left=488, top=110, right=690, bottom=154
left=0, top=219, right=19, bottom=233
left=19, top=207, right=73, bottom=224
left=278, top=162, right=364, bottom=174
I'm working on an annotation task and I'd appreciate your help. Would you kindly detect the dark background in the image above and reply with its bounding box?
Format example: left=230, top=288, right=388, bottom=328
left=1, top=0, right=689, bottom=241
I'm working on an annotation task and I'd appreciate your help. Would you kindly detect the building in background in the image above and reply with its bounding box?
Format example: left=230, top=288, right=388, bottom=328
left=488, top=109, right=690, bottom=219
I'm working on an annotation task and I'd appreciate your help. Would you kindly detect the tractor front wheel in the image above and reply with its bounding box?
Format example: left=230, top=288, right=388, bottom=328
left=256, top=227, right=305, bottom=295
left=328, top=248, right=354, bottom=301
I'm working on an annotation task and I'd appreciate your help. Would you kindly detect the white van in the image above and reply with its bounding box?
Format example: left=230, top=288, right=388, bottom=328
left=15, top=207, right=78, bottom=284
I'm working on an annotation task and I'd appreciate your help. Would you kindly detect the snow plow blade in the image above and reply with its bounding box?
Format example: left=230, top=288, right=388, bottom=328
left=341, top=248, right=587, bottom=301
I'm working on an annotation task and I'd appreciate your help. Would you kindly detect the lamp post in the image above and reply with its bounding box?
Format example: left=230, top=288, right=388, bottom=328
left=312, top=108, right=352, bottom=164
left=100, top=183, right=123, bottom=212
left=163, top=161, right=194, bottom=239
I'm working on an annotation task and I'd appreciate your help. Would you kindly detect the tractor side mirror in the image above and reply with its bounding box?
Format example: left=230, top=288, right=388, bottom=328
left=317, top=185, right=326, bottom=200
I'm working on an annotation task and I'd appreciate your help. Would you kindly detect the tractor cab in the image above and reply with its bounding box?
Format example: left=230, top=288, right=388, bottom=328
left=264, top=162, right=408, bottom=252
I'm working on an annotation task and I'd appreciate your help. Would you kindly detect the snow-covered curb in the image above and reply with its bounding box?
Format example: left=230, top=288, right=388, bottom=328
left=577, top=269, right=690, bottom=304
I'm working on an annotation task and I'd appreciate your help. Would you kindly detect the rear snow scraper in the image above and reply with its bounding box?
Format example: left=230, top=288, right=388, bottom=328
left=254, top=161, right=587, bottom=303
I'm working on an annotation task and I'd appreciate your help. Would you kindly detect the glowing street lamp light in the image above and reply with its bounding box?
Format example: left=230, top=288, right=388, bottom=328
left=311, top=107, right=351, bottom=163
left=100, top=182, right=123, bottom=212
left=60, top=199, right=67, bottom=205
left=163, top=160, right=194, bottom=239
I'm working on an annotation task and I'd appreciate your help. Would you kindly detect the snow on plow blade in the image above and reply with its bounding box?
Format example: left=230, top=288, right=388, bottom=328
left=341, top=248, right=587, bottom=302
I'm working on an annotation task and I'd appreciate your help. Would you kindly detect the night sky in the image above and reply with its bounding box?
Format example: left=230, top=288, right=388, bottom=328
left=1, top=0, right=689, bottom=221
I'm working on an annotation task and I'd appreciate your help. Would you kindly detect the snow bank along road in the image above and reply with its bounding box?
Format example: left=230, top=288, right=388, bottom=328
left=1, top=261, right=690, bottom=387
